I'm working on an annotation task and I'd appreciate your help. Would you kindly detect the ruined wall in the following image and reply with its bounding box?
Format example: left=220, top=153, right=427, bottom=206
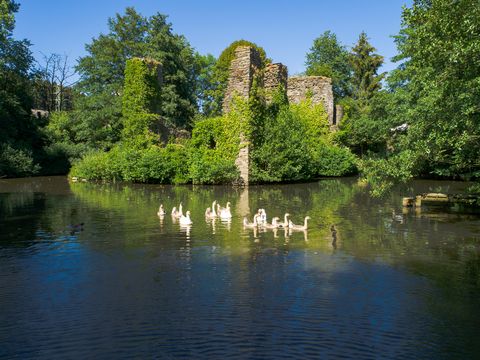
left=264, top=63, right=288, bottom=103
left=222, top=46, right=338, bottom=184
left=222, top=46, right=262, bottom=114
left=287, top=76, right=334, bottom=125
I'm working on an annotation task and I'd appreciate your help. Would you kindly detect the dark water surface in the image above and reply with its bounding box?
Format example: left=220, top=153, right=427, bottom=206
left=1, top=177, right=479, bottom=359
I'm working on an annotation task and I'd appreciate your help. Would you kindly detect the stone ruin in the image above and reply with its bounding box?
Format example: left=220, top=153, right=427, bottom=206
left=222, top=46, right=342, bottom=126
left=222, top=46, right=344, bottom=185
left=287, top=76, right=334, bottom=125
left=222, top=47, right=262, bottom=114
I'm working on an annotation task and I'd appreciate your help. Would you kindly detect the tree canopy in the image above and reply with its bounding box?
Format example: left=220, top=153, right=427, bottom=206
left=305, top=31, right=352, bottom=98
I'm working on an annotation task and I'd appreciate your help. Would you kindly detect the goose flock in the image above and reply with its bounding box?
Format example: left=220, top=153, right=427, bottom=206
left=157, top=202, right=311, bottom=230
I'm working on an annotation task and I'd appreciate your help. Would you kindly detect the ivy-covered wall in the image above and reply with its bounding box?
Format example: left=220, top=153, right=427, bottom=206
left=122, top=57, right=162, bottom=145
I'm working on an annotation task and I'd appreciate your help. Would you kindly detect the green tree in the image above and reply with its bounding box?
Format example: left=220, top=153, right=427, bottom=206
left=194, top=53, right=217, bottom=116
left=350, top=32, right=385, bottom=105
left=336, top=33, right=386, bottom=156
left=394, top=0, right=480, bottom=179
left=305, top=31, right=352, bottom=98
left=73, top=7, right=199, bottom=151
left=0, top=0, right=42, bottom=177
left=361, top=0, right=480, bottom=195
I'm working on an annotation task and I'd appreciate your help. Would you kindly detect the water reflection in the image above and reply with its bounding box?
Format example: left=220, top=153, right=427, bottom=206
left=0, top=177, right=480, bottom=358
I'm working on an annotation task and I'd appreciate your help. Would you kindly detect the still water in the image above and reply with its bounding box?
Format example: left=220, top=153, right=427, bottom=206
left=0, top=177, right=479, bottom=359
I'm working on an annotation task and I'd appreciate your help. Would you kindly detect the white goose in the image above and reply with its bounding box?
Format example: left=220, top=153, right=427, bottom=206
left=288, top=216, right=311, bottom=231
left=277, top=213, right=290, bottom=228
left=263, top=216, right=280, bottom=229
left=180, top=210, right=193, bottom=225
left=157, top=204, right=166, bottom=216
left=243, top=214, right=259, bottom=228
left=218, top=201, right=232, bottom=220
left=257, top=208, right=267, bottom=225
left=171, top=203, right=183, bottom=218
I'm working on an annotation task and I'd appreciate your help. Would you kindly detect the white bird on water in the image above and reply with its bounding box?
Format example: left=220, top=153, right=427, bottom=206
left=277, top=213, right=290, bottom=228
left=171, top=203, right=183, bottom=218
left=157, top=204, right=166, bottom=216
left=288, top=216, right=311, bottom=231
left=180, top=210, right=193, bottom=225
left=243, top=214, right=259, bottom=228
left=217, top=202, right=232, bottom=220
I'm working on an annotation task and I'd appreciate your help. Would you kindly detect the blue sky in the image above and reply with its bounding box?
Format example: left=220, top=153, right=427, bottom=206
left=14, top=0, right=411, bottom=75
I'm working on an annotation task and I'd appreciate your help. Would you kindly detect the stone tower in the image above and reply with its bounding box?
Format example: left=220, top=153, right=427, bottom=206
left=222, top=46, right=262, bottom=113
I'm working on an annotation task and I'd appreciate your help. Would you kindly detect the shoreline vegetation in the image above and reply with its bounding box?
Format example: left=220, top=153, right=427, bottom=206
left=1, top=1, right=480, bottom=198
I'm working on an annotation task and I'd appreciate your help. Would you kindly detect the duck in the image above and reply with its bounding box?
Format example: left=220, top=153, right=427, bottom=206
left=157, top=204, right=166, bottom=216
left=218, top=201, right=232, bottom=220
left=262, top=216, right=280, bottom=229
left=243, top=214, right=259, bottom=228
left=179, top=210, right=193, bottom=225
left=257, top=208, right=267, bottom=225
left=392, top=210, right=404, bottom=223
left=288, top=216, right=311, bottom=231
left=205, top=207, right=216, bottom=219
left=277, top=213, right=290, bottom=228
left=171, top=203, right=183, bottom=218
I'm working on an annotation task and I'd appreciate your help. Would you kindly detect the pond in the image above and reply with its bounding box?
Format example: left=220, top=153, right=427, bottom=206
left=1, top=176, right=479, bottom=358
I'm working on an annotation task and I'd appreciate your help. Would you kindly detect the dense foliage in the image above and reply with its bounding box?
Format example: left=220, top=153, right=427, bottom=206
left=3, top=1, right=480, bottom=196
left=357, top=0, right=480, bottom=194
left=305, top=31, right=352, bottom=98
left=0, top=0, right=43, bottom=177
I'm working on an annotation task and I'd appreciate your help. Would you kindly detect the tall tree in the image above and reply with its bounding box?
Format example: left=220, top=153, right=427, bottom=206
left=305, top=31, right=352, bottom=98
left=392, top=0, right=480, bottom=178
left=0, top=0, right=41, bottom=177
left=34, top=53, right=76, bottom=112
left=350, top=32, right=384, bottom=105
left=72, top=7, right=199, bottom=151
left=360, top=0, right=480, bottom=195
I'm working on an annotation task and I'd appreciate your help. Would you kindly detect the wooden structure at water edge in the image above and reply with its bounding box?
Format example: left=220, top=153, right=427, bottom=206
left=402, top=193, right=480, bottom=208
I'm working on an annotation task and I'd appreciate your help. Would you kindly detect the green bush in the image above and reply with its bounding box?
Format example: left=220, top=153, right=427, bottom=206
left=189, top=148, right=239, bottom=185
left=70, top=143, right=190, bottom=184
left=314, top=143, right=358, bottom=177
left=0, top=144, right=40, bottom=178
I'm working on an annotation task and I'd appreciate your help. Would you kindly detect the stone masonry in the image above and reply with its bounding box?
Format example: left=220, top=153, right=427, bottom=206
left=222, top=46, right=262, bottom=114
left=264, top=63, right=288, bottom=103
left=287, top=76, right=334, bottom=125
left=222, top=46, right=339, bottom=185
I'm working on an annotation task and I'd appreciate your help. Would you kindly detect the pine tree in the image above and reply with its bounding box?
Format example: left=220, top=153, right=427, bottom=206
left=350, top=32, right=384, bottom=105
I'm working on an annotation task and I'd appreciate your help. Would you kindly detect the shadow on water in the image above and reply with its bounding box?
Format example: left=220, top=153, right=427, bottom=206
left=0, top=176, right=479, bottom=358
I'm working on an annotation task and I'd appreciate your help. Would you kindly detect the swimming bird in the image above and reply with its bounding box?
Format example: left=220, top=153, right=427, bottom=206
left=172, top=203, right=183, bottom=218
left=205, top=207, right=214, bottom=219
left=210, top=200, right=218, bottom=217
left=218, top=201, right=232, bottom=220
left=262, top=216, right=280, bottom=229
left=392, top=210, right=404, bottom=223
left=180, top=210, right=193, bottom=225
left=288, top=216, right=311, bottom=231
left=157, top=204, right=166, bottom=216
left=277, top=213, right=290, bottom=228
left=257, top=208, right=267, bottom=225
left=243, top=214, right=259, bottom=228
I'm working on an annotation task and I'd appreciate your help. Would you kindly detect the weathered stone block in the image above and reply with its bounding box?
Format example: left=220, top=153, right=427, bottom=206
left=222, top=46, right=262, bottom=114
left=287, top=76, right=334, bottom=125
left=264, top=63, right=288, bottom=103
